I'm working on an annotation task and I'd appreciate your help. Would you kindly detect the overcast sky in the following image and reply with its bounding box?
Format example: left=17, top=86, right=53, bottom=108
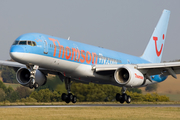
left=0, top=0, right=180, bottom=62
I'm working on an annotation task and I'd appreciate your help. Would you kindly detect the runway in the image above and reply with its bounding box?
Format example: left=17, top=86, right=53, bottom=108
left=1, top=104, right=180, bottom=108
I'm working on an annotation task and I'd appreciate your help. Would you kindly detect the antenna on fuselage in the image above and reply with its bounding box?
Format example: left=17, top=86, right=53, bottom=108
left=67, top=37, right=70, bottom=40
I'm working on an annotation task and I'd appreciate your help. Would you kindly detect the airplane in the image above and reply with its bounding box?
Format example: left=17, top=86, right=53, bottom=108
left=0, top=9, right=178, bottom=104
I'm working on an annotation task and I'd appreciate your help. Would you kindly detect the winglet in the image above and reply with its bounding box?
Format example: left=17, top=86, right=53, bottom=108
left=141, top=9, right=170, bottom=63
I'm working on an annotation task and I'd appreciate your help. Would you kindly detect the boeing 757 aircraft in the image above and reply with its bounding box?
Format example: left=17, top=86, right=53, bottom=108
left=0, top=9, right=178, bottom=104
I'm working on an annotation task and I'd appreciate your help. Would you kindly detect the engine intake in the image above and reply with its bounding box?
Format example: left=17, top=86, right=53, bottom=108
left=16, top=68, right=47, bottom=87
left=114, top=65, right=145, bottom=87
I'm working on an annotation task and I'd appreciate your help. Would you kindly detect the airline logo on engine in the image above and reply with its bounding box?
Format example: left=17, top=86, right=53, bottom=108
left=135, top=73, right=143, bottom=80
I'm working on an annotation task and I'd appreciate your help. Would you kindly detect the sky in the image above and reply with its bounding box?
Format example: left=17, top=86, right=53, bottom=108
left=0, top=0, right=180, bottom=62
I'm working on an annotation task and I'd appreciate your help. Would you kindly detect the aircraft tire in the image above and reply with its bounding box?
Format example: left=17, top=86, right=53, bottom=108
left=34, top=82, right=39, bottom=89
left=61, top=93, right=67, bottom=101
left=119, top=96, right=124, bottom=104
left=65, top=98, right=70, bottom=103
left=126, top=95, right=131, bottom=104
left=122, top=93, right=127, bottom=101
left=72, top=95, right=77, bottom=103
left=68, top=93, right=73, bottom=101
left=116, top=93, right=120, bottom=101
left=29, top=84, right=34, bottom=89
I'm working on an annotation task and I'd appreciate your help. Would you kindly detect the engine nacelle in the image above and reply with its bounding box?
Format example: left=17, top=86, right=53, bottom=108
left=16, top=68, right=47, bottom=87
left=114, top=65, right=145, bottom=87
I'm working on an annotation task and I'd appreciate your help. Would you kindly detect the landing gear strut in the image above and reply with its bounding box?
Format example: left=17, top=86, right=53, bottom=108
left=116, top=87, right=131, bottom=104
left=61, top=78, right=77, bottom=103
left=28, top=65, right=39, bottom=89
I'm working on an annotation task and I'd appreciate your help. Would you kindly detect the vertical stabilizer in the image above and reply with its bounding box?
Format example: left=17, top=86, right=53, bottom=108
left=141, top=9, right=170, bottom=63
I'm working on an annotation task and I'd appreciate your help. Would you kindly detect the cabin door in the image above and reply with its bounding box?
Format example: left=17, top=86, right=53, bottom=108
left=43, top=40, right=48, bottom=54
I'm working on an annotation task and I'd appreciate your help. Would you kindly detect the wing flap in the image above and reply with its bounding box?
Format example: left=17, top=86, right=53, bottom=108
left=92, top=64, right=124, bottom=72
left=137, top=62, right=180, bottom=69
left=137, top=62, right=180, bottom=77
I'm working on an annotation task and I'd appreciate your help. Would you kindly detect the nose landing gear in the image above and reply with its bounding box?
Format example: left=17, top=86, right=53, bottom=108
left=28, top=65, right=39, bottom=89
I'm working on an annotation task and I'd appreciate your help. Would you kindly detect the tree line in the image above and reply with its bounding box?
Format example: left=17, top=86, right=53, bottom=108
left=0, top=81, right=31, bottom=102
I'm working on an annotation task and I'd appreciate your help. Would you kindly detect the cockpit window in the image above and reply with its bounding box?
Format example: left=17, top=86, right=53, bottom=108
left=28, top=41, right=36, bottom=46
left=28, top=41, right=32, bottom=46
left=13, top=40, right=36, bottom=46
left=32, top=41, right=36, bottom=46
left=19, top=41, right=27, bottom=45
left=13, top=41, right=19, bottom=45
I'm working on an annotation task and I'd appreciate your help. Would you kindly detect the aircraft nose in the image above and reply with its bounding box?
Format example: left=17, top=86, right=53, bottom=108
left=9, top=46, right=25, bottom=61
left=10, top=46, right=24, bottom=53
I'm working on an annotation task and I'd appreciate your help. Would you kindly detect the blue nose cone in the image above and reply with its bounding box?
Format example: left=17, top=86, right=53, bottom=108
left=10, top=46, right=25, bottom=62
left=10, top=46, right=25, bottom=53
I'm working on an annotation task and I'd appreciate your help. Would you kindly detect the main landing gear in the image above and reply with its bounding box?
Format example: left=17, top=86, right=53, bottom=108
left=61, top=78, right=77, bottom=103
left=116, top=87, right=131, bottom=104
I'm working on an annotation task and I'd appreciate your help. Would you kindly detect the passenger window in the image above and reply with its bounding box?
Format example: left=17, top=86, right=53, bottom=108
left=19, top=41, right=27, bottom=45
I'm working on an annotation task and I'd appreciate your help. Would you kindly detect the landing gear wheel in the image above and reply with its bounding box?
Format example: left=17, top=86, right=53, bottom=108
left=61, top=93, right=67, bottom=101
left=116, top=93, right=120, bottom=101
left=34, top=82, right=39, bottom=89
left=116, top=92, right=131, bottom=104
left=29, top=83, right=33, bottom=89
left=72, top=95, right=77, bottom=103
left=61, top=93, right=77, bottom=103
left=65, top=98, right=70, bottom=104
left=119, top=96, right=124, bottom=104
left=122, top=93, right=127, bottom=101
left=126, top=95, right=131, bottom=104
left=68, top=93, right=73, bottom=101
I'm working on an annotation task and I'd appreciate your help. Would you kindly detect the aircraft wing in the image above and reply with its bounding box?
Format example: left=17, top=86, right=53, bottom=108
left=0, top=60, right=26, bottom=68
left=0, top=60, right=59, bottom=75
left=92, top=62, right=180, bottom=79
left=1, top=60, right=180, bottom=79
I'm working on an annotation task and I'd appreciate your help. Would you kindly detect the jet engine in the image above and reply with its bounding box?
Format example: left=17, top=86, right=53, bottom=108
left=16, top=68, right=47, bottom=87
left=114, top=65, right=145, bottom=87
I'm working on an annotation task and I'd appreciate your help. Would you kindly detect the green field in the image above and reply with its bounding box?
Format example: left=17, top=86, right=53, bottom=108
left=0, top=107, right=180, bottom=120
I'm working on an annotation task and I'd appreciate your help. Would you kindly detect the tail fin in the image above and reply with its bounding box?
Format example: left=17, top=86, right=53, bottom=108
left=141, top=9, right=170, bottom=63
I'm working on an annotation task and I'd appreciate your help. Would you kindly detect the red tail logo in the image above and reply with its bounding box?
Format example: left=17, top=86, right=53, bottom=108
left=153, top=34, right=165, bottom=57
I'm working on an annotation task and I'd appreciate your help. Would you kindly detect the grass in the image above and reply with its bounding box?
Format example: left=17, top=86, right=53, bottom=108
left=0, top=107, right=180, bottom=120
